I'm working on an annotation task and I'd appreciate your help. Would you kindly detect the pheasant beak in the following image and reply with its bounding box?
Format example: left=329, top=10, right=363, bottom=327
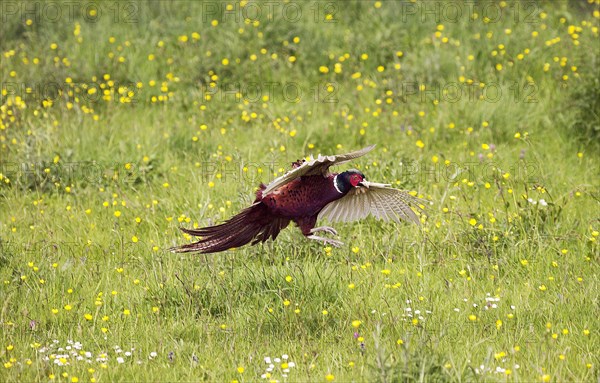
left=359, top=180, right=392, bottom=188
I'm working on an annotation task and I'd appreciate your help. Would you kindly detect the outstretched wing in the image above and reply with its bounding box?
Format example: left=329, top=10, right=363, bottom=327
left=261, top=145, right=376, bottom=196
left=317, top=181, right=425, bottom=224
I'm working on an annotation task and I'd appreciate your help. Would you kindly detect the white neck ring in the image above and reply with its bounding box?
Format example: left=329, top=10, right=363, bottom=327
left=333, top=175, right=342, bottom=193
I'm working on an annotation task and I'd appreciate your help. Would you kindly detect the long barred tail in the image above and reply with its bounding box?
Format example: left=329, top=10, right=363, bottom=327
left=170, top=202, right=290, bottom=254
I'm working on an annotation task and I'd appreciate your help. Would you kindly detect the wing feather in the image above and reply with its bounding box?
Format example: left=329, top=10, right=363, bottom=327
left=372, top=190, right=392, bottom=221
left=261, top=145, right=376, bottom=196
left=379, top=191, right=395, bottom=221
left=318, top=184, right=425, bottom=225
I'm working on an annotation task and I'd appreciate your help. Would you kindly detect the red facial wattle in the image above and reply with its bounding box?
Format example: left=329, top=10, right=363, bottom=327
left=350, top=174, right=363, bottom=187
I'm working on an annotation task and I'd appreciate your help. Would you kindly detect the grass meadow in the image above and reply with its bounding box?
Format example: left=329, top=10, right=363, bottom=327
left=1, top=0, right=599, bottom=381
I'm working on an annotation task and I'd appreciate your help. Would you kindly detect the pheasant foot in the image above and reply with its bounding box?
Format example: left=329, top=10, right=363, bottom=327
left=310, top=226, right=338, bottom=236
left=307, top=235, right=344, bottom=247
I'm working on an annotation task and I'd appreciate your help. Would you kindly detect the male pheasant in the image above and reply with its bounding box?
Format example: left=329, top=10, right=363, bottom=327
left=171, top=145, right=423, bottom=253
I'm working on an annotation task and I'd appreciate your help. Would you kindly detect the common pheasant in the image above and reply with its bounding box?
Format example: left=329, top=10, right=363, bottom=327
left=171, top=145, right=423, bottom=253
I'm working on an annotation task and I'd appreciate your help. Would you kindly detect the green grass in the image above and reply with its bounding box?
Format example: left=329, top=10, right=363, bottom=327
left=1, top=1, right=599, bottom=382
